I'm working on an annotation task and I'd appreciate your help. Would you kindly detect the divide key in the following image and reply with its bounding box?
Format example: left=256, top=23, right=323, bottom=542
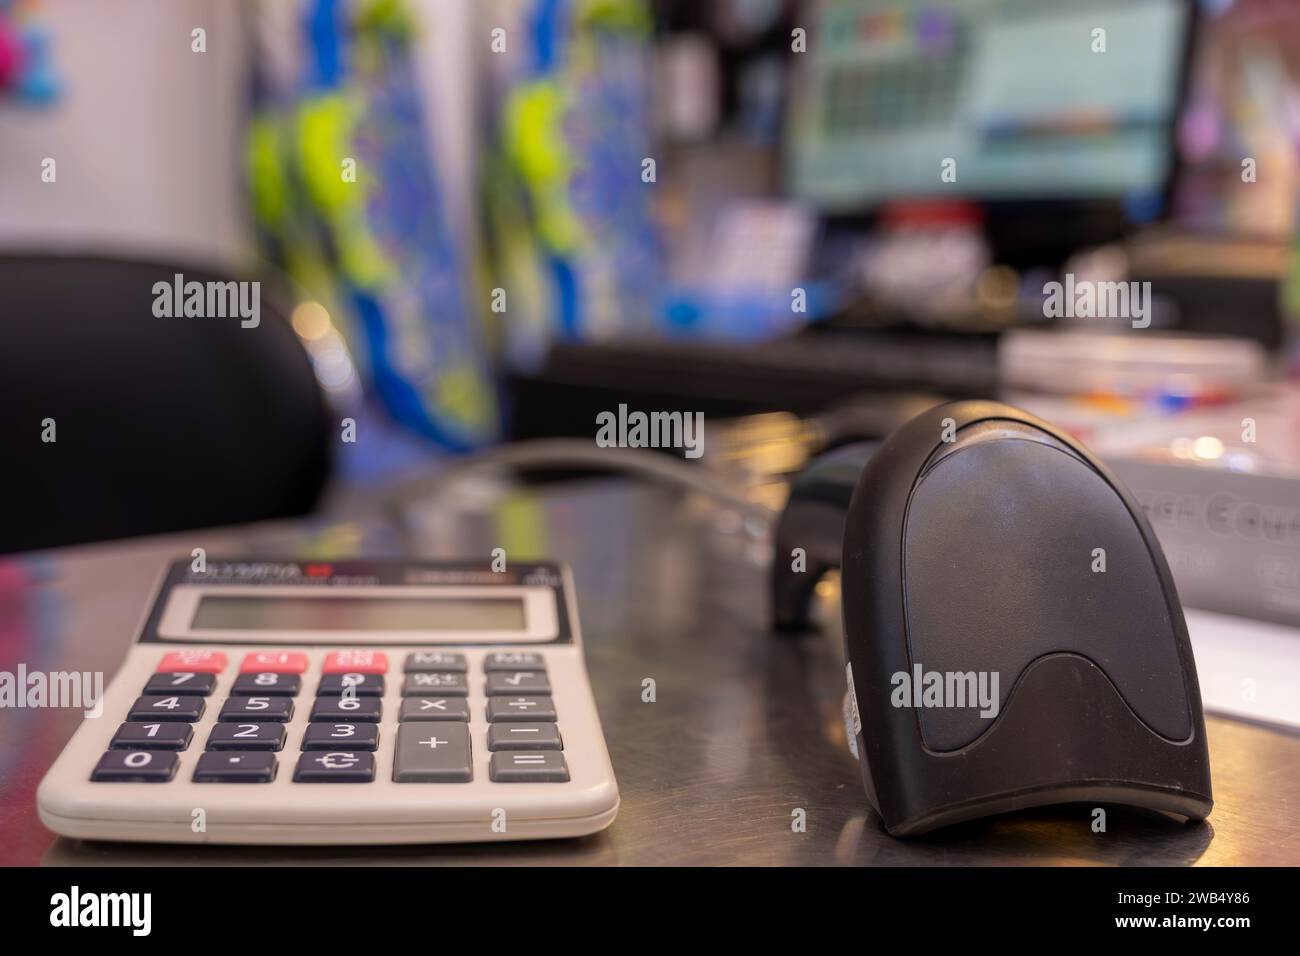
left=486, top=696, right=556, bottom=722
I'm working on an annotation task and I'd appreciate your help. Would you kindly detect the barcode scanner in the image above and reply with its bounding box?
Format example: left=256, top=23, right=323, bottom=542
left=773, top=401, right=1213, bottom=836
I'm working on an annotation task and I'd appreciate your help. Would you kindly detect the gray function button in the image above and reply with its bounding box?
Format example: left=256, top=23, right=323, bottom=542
left=486, top=722, right=562, bottom=751
left=489, top=751, right=569, bottom=783
left=401, top=672, right=468, bottom=697
left=484, top=651, right=546, bottom=672
left=393, top=723, right=472, bottom=782
left=486, top=696, right=557, bottom=722
left=404, top=651, right=467, bottom=673
left=399, top=697, right=471, bottom=722
left=485, top=672, right=552, bottom=696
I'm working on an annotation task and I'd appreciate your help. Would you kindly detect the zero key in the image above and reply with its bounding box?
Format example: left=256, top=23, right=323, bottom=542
left=91, top=750, right=178, bottom=782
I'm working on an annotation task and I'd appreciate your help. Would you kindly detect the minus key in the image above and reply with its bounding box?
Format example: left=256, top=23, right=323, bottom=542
left=486, top=722, right=562, bottom=751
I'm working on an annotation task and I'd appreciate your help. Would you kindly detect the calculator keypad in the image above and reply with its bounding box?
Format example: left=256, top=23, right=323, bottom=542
left=93, top=649, right=573, bottom=786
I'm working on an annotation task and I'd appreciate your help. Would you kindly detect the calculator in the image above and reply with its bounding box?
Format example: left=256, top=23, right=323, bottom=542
left=37, top=559, right=619, bottom=845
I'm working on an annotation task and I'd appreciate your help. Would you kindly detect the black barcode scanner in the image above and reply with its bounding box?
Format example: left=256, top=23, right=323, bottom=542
left=773, top=401, right=1213, bottom=836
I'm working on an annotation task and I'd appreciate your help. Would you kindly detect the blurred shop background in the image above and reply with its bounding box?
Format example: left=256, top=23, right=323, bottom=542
left=3, top=0, right=1300, bottom=654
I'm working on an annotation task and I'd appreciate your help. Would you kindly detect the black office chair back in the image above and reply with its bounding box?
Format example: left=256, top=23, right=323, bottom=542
left=0, top=254, right=332, bottom=554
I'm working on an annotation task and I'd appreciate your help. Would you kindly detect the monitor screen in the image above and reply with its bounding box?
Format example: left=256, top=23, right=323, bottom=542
left=786, top=0, right=1191, bottom=210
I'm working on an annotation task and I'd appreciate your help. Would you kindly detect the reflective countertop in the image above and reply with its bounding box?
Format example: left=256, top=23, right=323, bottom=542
left=2, top=478, right=1297, bottom=866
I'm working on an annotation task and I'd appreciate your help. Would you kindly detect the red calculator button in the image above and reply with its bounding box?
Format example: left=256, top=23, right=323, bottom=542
left=157, top=650, right=227, bottom=674
left=322, top=650, right=388, bottom=674
left=240, top=651, right=309, bottom=674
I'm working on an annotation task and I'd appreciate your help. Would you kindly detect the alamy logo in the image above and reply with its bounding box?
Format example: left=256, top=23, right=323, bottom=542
left=891, top=664, right=1000, bottom=719
left=0, top=666, right=103, bottom=717
left=50, top=886, right=151, bottom=936
left=595, top=404, right=704, bottom=459
left=152, top=273, right=261, bottom=328
left=1042, top=274, right=1152, bottom=329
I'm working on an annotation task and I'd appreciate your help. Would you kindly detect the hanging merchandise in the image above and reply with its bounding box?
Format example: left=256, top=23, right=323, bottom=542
left=248, top=0, right=499, bottom=450
left=488, top=0, right=665, bottom=369
left=0, top=0, right=60, bottom=104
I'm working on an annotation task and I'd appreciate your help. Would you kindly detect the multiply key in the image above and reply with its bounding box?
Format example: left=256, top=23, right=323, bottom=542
left=398, top=697, right=471, bottom=722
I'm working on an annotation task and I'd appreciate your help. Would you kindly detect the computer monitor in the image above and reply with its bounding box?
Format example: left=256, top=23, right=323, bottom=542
left=786, top=0, right=1194, bottom=215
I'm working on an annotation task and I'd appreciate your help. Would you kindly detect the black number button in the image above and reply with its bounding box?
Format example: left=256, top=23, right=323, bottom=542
left=301, top=722, right=380, bottom=751
left=316, top=673, right=384, bottom=697
left=109, top=722, right=193, bottom=751
left=90, top=750, right=178, bottom=782
left=144, top=673, right=217, bottom=696
left=206, top=723, right=287, bottom=751
left=127, top=695, right=205, bottom=722
left=231, top=673, right=301, bottom=697
left=218, top=696, right=294, bottom=722
left=310, top=696, right=382, bottom=722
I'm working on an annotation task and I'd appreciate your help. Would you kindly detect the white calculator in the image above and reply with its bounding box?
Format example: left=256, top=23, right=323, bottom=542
left=38, top=559, right=619, bottom=845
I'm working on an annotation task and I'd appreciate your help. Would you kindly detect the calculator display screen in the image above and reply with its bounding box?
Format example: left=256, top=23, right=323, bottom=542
left=191, top=595, right=528, bottom=632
